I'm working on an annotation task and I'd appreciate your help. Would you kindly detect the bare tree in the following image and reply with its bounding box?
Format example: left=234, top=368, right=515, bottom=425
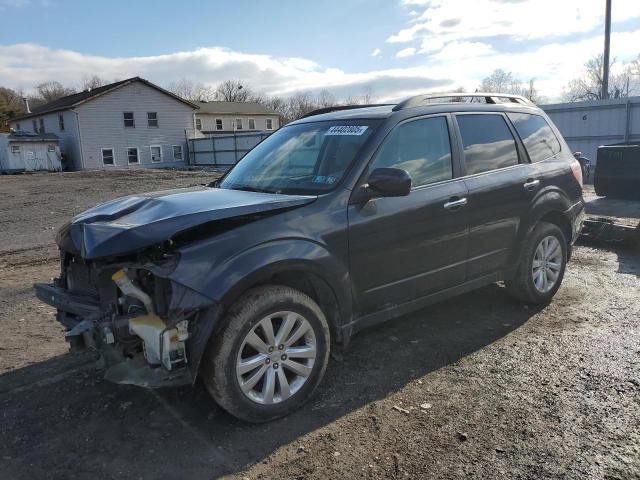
left=479, top=69, right=523, bottom=94
left=214, top=80, right=255, bottom=102
left=166, top=78, right=216, bottom=102
left=81, top=75, right=107, bottom=91
left=562, top=54, right=637, bottom=102
left=0, top=86, right=25, bottom=132
left=29, top=81, right=76, bottom=108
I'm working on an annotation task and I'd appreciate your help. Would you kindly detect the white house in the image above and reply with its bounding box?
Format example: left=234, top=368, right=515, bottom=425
left=10, top=77, right=199, bottom=170
left=194, top=101, right=279, bottom=135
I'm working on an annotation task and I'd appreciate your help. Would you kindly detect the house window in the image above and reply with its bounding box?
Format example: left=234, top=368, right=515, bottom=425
left=248, top=118, right=255, bottom=130
left=147, top=112, right=158, bottom=128
left=32, top=120, right=37, bottom=132
left=11, top=145, right=20, bottom=154
left=102, top=148, right=115, bottom=166
left=47, top=144, right=56, bottom=152
left=39, top=118, right=45, bottom=133
left=235, top=118, right=243, bottom=130
left=172, top=145, right=183, bottom=160
left=58, top=114, right=65, bottom=131
left=150, top=145, right=162, bottom=162
left=196, top=118, right=202, bottom=130
left=127, top=147, right=139, bottom=164
left=123, top=112, right=135, bottom=128
left=266, top=118, right=273, bottom=130
left=215, top=119, right=223, bottom=130
left=15, top=123, right=20, bottom=131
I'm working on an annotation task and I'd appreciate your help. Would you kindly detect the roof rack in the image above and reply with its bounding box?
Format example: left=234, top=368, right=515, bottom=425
left=392, top=92, right=533, bottom=111
left=301, top=104, right=393, bottom=119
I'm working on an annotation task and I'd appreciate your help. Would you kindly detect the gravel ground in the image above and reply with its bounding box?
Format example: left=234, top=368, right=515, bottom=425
left=0, top=171, right=639, bottom=480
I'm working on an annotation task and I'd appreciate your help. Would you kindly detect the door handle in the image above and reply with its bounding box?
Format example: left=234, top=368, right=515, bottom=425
left=443, top=197, right=468, bottom=210
left=524, top=179, right=540, bottom=191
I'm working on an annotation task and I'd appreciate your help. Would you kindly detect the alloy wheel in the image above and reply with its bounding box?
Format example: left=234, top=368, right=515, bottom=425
left=532, top=235, right=562, bottom=293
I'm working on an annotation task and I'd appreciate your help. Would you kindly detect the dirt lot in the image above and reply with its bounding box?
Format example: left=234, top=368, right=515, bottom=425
left=1, top=171, right=639, bottom=480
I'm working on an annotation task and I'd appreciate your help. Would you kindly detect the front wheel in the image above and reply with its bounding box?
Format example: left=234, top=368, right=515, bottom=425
left=506, top=221, right=567, bottom=304
left=201, top=285, right=330, bottom=422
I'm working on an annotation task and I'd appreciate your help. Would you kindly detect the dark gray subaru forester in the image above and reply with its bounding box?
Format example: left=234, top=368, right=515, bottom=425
left=36, top=93, right=585, bottom=422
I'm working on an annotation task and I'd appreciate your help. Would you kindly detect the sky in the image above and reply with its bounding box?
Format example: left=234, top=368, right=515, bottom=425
left=0, top=0, right=639, bottom=102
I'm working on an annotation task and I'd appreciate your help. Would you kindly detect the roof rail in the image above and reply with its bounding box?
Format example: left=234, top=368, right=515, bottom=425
left=392, top=92, right=533, bottom=111
left=301, top=104, right=393, bottom=119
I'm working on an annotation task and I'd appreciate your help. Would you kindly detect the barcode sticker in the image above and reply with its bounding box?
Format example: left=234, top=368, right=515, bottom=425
left=325, top=125, right=368, bottom=136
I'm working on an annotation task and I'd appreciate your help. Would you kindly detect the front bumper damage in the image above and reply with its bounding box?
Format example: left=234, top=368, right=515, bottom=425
left=34, top=254, right=222, bottom=388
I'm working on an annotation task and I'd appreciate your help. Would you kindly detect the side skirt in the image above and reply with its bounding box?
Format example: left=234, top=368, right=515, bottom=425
left=340, top=272, right=502, bottom=340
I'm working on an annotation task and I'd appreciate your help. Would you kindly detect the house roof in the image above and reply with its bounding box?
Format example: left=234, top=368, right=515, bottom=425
left=194, top=101, right=278, bottom=116
left=13, top=77, right=198, bottom=121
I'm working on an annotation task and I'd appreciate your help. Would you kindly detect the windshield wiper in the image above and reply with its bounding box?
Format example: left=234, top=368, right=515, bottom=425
left=230, top=185, right=277, bottom=194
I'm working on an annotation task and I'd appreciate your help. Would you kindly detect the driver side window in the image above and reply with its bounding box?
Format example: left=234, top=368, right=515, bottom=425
left=371, top=116, right=453, bottom=188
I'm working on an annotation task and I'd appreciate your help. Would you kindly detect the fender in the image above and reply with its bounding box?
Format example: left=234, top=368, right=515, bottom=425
left=168, top=237, right=353, bottom=329
left=508, top=186, right=573, bottom=272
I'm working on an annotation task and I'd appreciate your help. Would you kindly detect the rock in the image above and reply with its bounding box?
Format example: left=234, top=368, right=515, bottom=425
left=392, top=405, right=410, bottom=414
left=333, top=451, right=341, bottom=457
left=297, top=446, right=306, bottom=453
left=457, top=432, right=468, bottom=442
left=495, top=447, right=505, bottom=453
left=419, top=403, right=432, bottom=410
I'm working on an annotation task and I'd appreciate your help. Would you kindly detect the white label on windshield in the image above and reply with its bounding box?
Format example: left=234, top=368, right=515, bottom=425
left=325, top=125, right=368, bottom=136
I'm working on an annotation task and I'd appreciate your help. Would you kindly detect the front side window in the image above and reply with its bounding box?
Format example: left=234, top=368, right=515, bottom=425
left=196, top=118, right=202, bottom=130
left=235, top=118, right=243, bottom=130
left=219, top=120, right=380, bottom=195
left=215, top=119, right=223, bottom=130
left=123, top=112, right=135, bottom=128
left=127, top=147, right=139, bottom=164
left=456, top=114, right=519, bottom=175
left=147, top=112, right=158, bottom=127
left=507, top=112, right=561, bottom=163
left=150, top=145, right=162, bottom=162
left=266, top=118, right=273, bottom=130
left=172, top=145, right=183, bottom=160
left=370, top=116, right=452, bottom=188
left=102, top=148, right=114, bottom=165
left=58, top=114, right=65, bottom=131
left=248, top=118, right=255, bottom=130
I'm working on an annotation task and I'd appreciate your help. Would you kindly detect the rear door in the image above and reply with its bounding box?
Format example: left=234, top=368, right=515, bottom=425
left=453, top=112, right=536, bottom=279
left=348, top=114, right=469, bottom=315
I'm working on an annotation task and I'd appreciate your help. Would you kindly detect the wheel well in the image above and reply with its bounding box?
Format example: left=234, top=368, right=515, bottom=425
left=224, top=270, right=344, bottom=345
left=538, top=210, right=573, bottom=257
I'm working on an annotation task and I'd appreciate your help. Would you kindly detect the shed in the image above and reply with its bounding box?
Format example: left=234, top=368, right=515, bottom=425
left=0, top=132, right=62, bottom=173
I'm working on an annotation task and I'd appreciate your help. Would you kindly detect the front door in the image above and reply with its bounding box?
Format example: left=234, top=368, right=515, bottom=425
left=348, top=115, right=469, bottom=315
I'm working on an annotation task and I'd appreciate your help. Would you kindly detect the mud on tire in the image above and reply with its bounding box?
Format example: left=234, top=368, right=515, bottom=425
left=201, top=285, right=330, bottom=423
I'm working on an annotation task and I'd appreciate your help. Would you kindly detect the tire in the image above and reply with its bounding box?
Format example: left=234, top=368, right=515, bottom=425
left=201, top=285, right=330, bottom=422
left=506, top=221, right=567, bottom=304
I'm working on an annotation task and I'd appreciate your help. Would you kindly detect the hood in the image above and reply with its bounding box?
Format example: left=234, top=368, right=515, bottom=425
left=57, top=186, right=316, bottom=260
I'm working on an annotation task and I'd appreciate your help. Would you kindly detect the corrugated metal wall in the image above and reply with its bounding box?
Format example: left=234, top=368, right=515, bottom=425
left=542, top=96, right=640, bottom=172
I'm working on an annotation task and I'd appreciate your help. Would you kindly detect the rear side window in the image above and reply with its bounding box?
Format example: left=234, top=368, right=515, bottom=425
left=507, top=113, right=561, bottom=162
left=371, top=116, right=452, bottom=188
left=456, top=114, right=519, bottom=175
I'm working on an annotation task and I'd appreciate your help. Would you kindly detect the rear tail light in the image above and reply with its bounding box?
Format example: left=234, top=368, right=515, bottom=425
left=570, top=159, right=583, bottom=186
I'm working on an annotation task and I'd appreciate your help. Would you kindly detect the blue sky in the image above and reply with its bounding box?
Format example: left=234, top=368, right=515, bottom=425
left=1, top=0, right=639, bottom=101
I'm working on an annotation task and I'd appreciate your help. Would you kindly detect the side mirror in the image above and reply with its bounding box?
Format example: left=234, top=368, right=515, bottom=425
left=367, top=167, right=412, bottom=197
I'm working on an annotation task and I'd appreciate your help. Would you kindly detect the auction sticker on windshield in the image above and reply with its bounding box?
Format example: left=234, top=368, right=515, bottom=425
left=325, top=125, right=368, bottom=136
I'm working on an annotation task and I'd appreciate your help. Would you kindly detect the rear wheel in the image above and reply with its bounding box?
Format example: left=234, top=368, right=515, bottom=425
left=201, top=285, right=330, bottom=422
left=506, top=221, right=567, bottom=304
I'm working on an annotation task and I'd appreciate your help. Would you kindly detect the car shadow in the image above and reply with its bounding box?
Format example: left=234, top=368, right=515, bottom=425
left=0, top=284, right=542, bottom=480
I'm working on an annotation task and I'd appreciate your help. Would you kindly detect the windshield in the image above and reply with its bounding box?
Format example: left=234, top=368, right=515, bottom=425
left=218, top=120, right=380, bottom=195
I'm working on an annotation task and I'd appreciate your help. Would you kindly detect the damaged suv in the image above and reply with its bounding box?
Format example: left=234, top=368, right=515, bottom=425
left=35, top=93, right=585, bottom=422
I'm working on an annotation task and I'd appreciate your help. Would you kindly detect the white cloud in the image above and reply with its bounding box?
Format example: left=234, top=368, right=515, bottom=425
left=371, top=48, right=382, bottom=57
left=431, top=41, right=493, bottom=61
left=396, top=47, right=417, bottom=58
left=0, top=43, right=453, bottom=102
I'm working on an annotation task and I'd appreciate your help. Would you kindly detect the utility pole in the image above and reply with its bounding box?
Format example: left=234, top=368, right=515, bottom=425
left=602, top=0, right=612, bottom=99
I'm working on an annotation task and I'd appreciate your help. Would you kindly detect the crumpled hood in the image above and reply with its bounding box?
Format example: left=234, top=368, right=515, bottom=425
left=57, top=186, right=316, bottom=260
